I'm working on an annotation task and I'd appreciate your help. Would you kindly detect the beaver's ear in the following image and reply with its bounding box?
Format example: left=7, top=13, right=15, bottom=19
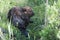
left=22, top=8, right=27, bottom=12
left=22, top=6, right=31, bottom=12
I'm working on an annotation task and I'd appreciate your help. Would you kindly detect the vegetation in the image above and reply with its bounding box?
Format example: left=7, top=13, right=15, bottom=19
left=0, top=0, right=60, bottom=40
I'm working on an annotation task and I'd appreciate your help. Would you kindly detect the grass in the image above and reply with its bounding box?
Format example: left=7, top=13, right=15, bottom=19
left=0, top=0, right=45, bottom=40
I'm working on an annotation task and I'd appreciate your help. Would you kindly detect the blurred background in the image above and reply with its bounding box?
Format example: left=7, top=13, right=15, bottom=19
left=0, top=0, right=60, bottom=40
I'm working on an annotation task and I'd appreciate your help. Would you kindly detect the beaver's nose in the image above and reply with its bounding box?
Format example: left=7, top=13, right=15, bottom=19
left=32, top=12, right=34, bottom=16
